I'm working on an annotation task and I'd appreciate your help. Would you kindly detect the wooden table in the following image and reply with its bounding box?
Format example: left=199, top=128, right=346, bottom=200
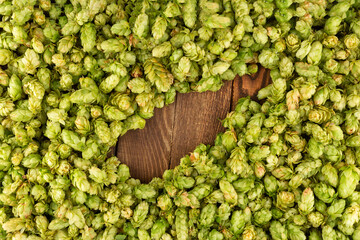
left=116, top=67, right=271, bottom=182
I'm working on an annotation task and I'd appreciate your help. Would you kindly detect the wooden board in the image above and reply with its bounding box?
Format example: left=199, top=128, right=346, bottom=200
left=116, top=67, right=271, bottom=182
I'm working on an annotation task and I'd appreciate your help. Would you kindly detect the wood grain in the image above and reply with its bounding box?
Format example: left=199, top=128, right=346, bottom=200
left=117, top=67, right=271, bottom=182
left=231, top=66, right=271, bottom=110
left=169, top=80, right=233, bottom=169
left=116, top=104, right=175, bottom=182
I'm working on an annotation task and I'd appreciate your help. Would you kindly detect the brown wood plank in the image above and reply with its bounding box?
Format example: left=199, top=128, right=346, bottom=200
left=231, top=66, right=271, bottom=110
left=116, top=104, right=175, bottom=182
left=169, top=80, right=233, bottom=169
left=116, top=68, right=271, bottom=182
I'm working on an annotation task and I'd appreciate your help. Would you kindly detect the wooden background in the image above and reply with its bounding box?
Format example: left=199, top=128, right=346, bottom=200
left=116, top=67, right=271, bottom=182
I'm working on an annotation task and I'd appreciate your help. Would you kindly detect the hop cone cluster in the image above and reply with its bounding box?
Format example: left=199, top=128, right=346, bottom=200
left=0, top=0, right=360, bottom=239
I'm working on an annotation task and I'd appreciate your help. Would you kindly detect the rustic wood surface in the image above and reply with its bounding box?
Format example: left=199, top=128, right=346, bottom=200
left=116, top=66, right=271, bottom=182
